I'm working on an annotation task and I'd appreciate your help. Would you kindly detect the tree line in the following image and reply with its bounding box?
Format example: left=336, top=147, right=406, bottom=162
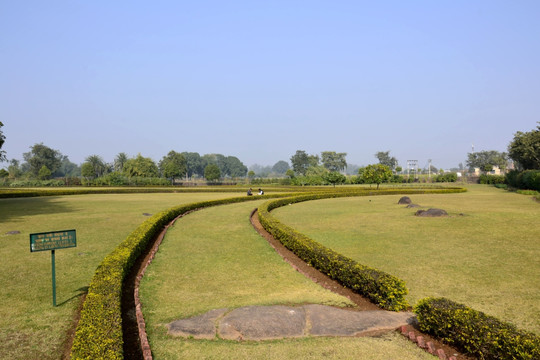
left=1, top=143, right=249, bottom=184
left=0, top=122, right=538, bottom=186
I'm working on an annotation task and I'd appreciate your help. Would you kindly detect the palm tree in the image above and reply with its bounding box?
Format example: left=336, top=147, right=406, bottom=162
left=114, top=152, right=128, bottom=173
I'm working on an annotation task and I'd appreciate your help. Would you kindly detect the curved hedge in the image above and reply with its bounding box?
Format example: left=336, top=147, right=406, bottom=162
left=257, top=187, right=466, bottom=311
left=70, top=194, right=294, bottom=359
left=415, top=298, right=540, bottom=359
left=70, top=186, right=466, bottom=358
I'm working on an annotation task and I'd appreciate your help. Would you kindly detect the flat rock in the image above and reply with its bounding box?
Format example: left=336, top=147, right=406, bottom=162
left=305, top=304, right=414, bottom=337
left=406, top=204, right=421, bottom=208
left=219, top=305, right=306, bottom=340
left=168, top=308, right=228, bottom=339
left=415, top=208, right=448, bottom=217
left=167, top=305, right=415, bottom=341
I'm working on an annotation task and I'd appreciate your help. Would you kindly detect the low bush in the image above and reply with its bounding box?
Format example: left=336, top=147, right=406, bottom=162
left=434, top=172, right=458, bottom=183
left=506, top=170, right=540, bottom=191
left=415, top=297, right=540, bottom=359
left=479, top=174, right=506, bottom=185
left=9, top=179, right=65, bottom=187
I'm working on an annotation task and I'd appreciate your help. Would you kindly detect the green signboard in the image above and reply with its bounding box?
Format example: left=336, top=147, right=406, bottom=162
left=30, top=229, right=77, bottom=306
left=30, top=229, right=76, bottom=252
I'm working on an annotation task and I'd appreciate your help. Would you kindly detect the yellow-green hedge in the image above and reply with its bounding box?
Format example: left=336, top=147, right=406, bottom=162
left=415, top=297, right=540, bottom=359
left=70, top=194, right=289, bottom=359
left=257, top=188, right=466, bottom=311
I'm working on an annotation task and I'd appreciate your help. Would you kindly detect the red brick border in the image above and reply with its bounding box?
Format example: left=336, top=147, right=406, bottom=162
left=400, top=325, right=458, bottom=360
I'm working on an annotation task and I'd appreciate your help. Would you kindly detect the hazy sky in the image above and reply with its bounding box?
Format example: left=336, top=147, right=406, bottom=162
left=1, top=1, right=539, bottom=170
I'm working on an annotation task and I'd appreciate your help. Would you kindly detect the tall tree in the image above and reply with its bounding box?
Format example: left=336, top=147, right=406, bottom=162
left=466, top=150, right=508, bottom=172
left=82, top=155, right=108, bottom=178
left=182, top=152, right=204, bottom=178
left=0, top=121, right=6, bottom=162
left=7, top=159, right=22, bottom=178
left=321, top=151, right=347, bottom=172
left=56, top=155, right=80, bottom=177
left=114, top=152, right=129, bottom=172
left=159, top=151, right=187, bottom=182
left=290, top=150, right=310, bottom=175
left=508, top=123, right=540, bottom=170
left=123, top=154, right=159, bottom=177
left=362, top=164, right=392, bottom=189
left=225, top=156, right=247, bottom=177
left=375, top=151, right=398, bottom=170
left=23, top=143, right=62, bottom=178
left=204, top=163, right=221, bottom=182
left=272, top=160, right=290, bottom=174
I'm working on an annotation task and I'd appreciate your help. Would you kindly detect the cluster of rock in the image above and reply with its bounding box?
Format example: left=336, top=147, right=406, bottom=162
left=398, top=196, right=448, bottom=217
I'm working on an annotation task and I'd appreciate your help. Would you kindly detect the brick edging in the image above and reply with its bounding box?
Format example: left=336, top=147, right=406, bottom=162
left=400, top=325, right=457, bottom=360
left=133, top=215, right=185, bottom=360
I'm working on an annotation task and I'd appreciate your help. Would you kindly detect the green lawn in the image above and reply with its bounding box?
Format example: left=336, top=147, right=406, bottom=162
left=0, top=192, right=238, bottom=360
left=273, top=185, right=540, bottom=334
left=140, top=200, right=434, bottom=360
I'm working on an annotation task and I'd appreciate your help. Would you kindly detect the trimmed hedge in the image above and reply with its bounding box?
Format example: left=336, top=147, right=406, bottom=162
left=70, top=194, right=294, bottom=359
left=415, top=297, right=540, bottom=359
left=257, top=187, right=466, bottom=311
left=70, top=186, right=466, bottom=358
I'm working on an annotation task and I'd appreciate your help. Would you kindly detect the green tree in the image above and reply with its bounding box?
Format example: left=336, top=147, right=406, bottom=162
left=114, top=152, right=129, bottom=172
left=290, top=150, right=310, bottom=175
left=159, top=150, right=187, bottom=183
left=362, top=164, right=392, bottom=189
left=123, top=154, right=159, bottom=177
left=321, top=151, right=347, bottom=172
left=0, top=121, right=6, bottom=162
left=204, top=163, right=221, bottom=182
left=285, top=169, right=295, bottom=178
left=375, top=151, right=398, bottom=170
left=466, top=150, right=508, bottom=172
left=57, top=155, right=80, bottom=177
left=38, top=165, right=52, bottom=180
left=225, top=156, right=247, bottom=177
left=7, top=159, right=22, bottom=179
left=182, top=152, right=204, bottom=178
left=272, top=160, right=290, bottom=174
left=23, top=143, right=62, bottom=178
left=82, top=155, right=108, bottom=178
left=324, top=171, right=346, bottom=187
left=508, top=123, right=540, bottom=170
left=81, top=162, right=95, bottom=179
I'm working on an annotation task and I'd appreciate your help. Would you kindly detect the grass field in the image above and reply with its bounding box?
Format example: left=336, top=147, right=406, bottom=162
left=0, top=192, right=238, bottom=360
left=272, top=185, right=540, bottom=334
left=140, top=200, right=435, bottom=359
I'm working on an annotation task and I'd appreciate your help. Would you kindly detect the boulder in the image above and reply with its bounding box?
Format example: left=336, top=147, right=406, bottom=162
left=415, top=208, right=448, bottom=217
left=398, top=196, right=412, bottom=204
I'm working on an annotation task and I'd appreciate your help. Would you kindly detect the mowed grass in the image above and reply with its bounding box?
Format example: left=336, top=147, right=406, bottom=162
left=273, top=185, right=540, bottom=334
left=0, top=192, right=238, bottom=360
left=140, top=200, right=434, bottom=360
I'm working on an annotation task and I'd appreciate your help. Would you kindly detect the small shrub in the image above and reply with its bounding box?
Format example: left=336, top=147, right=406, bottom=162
left=479, top=174, right=506, bottom=185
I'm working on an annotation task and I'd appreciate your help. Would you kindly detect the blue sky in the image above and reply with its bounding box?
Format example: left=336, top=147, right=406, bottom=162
left=1, top=1, right=539, bottom=170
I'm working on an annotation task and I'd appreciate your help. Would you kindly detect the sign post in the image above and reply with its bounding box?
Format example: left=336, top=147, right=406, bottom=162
left=30, top=230, right=76, bottom=306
